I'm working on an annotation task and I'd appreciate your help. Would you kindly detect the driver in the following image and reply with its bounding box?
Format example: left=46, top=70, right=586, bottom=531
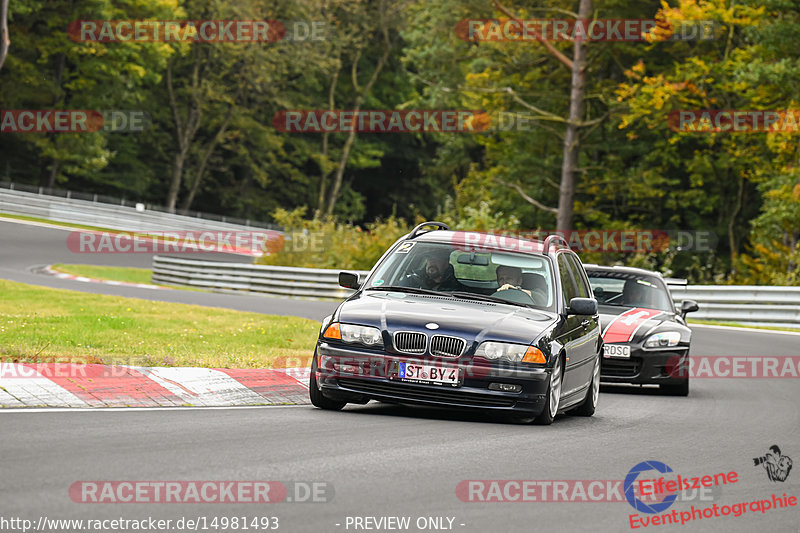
left=495, top=266, right=532, bottom=297
left=623, top=279, right=655, bottom=308
left=399, top=248, right=463, bottom=291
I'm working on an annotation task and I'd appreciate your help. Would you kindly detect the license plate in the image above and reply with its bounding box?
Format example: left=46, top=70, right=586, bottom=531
left=396, top=362, right=460, bottom=387
left=604, top=344, right=631, bottom=358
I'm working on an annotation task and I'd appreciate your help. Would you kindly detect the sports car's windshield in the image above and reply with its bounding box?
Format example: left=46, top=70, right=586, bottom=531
left=365, top=242, right=555, bottom=310
left=587, top=271, right=673, bottom=312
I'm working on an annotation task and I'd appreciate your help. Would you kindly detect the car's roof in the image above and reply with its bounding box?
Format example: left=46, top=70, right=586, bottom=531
left=583, top=264, right=665, bottom=278
left=408, top=229, right=554, bottom=255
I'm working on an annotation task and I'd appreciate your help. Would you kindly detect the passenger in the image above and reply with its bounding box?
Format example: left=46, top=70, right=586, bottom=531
left=495, top=265, right=532, bottom=297
left=399, top=248, right=463, bottom=291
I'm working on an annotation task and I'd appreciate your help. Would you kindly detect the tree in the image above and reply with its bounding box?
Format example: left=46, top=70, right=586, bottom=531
left=614, top=0, right=782, bottom=278
left=492, top=0, right=592, bottom=231
left=0, top=0, right=177, bottom=189
left=312, top=0, right=407, bottom=219
left=0, top=0, right=9, bottom=72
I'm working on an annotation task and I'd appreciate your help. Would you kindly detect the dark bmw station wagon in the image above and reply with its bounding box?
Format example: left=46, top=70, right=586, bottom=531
left=309, top=222, right=602, bottom=425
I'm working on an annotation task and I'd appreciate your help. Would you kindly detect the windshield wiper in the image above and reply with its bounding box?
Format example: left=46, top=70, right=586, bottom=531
left=449, top=291, right=530, bottom=307
left=366, top=286, right=444, bottom=296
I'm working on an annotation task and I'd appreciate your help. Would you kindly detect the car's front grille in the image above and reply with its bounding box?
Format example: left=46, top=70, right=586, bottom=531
left=601, top=358, right=640, bottom=378
left=394, top=332, right=426, bottom=354
left=337, top=379, right=515, bottom=407
left=430, top=335, right=466, bottom=357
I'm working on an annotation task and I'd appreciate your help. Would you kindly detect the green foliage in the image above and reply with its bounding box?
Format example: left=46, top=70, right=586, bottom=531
left=0, top=279, right=318, bottom=368
left=258, top=198, right=520, bottom=270
left=257, top=207, right=411, bottom=270
left=3, top=0, right=800, bottom=284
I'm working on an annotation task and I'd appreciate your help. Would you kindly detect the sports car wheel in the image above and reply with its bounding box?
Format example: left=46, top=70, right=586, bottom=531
left=661, top=379, right=689, bottom=397
left=309, top=353, right=347, bottom=411
left=573, top=355, right=600, bottom=416
left=534, top=354, right=563, bottom=425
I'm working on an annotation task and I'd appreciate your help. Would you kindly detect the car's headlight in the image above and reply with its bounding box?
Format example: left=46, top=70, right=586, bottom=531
left=323, top=322, right=383, bottom=347
left=643, top=331, right=681, bottom=348
left=475, top=342, right=546, bottom=363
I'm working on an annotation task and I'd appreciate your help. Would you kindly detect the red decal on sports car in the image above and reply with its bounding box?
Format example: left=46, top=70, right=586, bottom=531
left=602, top=307, right=663, bottom=344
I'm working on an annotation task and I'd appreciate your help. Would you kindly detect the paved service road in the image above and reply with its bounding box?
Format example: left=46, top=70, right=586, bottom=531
left=0, top=218, right=338, bottom=320
left=2, top=217, right=799, bottom=533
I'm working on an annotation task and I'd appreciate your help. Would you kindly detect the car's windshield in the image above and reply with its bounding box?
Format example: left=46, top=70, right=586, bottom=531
left=587, top=271, right=673, bottom=312
left=365, top=241, right=554, bottom=310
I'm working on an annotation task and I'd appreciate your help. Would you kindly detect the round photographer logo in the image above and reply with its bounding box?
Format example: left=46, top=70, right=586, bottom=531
left=624, top=461, right=677, bottom=514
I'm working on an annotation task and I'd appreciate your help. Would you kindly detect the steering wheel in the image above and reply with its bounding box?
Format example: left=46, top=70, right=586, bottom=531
left=491, top=287, right=536, bottom=305
left=605, top=292, right=624, bottom=303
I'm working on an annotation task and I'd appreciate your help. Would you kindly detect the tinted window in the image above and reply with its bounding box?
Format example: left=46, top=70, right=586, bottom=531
left=586, top=270, right=674, bottom=312
left=366, top=241, right=556, bottom=310
left=557, top=253, right=578, bottom=305
left=566, top=254, right=591, bottom=298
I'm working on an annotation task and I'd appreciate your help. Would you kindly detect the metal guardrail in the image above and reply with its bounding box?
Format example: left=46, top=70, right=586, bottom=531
left=152, top=256, right=369, bottom=300
left=0, top=183, right=276, bottom=233
left=153, top=256, right=800, bottom=326
left=668, top=285, right=800, bottom=328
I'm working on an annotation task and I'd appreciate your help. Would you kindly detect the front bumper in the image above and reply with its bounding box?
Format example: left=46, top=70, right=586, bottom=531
left=600, top=347, right=689, bottom=385
left=315, top=342, right=550, bottom=415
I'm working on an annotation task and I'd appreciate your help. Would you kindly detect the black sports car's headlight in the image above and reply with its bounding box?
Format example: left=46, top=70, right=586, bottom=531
left=323, top=322, right=383, bottom=348
left=643, top=331, right=681, bottom=348
left=475, top=342, right=546, bottom=364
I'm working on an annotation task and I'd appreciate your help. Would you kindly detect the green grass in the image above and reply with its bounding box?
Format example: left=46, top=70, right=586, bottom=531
left=0, top=279, right=319, bottom=368
left=52, top=263, right=155, bottom=285
left=687, top=318, right=800, bottom=333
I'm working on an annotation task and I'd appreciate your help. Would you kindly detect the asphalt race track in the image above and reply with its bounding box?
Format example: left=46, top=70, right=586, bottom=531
left=1, top=218, right=799, bottom=532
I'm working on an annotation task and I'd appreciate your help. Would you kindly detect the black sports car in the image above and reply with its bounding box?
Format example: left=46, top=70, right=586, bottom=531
left=309, top=221, right=602, bottom=425
left=583, top=265, right=699, bottom=396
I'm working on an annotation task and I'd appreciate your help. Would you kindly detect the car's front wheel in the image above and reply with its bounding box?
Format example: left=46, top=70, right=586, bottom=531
left=309, top=352, right=347, bottom=411
left=534, top=354, right=563, bottom=425
left=573, top=355, right=600, bottom=416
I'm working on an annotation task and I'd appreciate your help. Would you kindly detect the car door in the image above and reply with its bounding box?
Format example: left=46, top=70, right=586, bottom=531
left=565, top=254, right=601, bottom=387
left=556, top=252, right=585, bottom=395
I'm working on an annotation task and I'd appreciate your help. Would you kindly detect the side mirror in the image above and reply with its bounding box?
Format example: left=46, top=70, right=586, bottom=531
left=567, top=297, right=597, bottom=316
left=680, top=299, right=699, bottom=318
left=338, top=271, right=361, bottom=290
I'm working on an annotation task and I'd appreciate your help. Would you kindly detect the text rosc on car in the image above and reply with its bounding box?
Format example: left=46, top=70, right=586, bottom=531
left=308, top=222, right=602, bottom=425
left=583, top=264, right=699, bottom=396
